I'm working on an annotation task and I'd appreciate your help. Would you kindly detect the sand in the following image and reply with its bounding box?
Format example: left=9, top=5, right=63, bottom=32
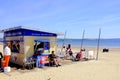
left=0, top=45, right=120, bottom=80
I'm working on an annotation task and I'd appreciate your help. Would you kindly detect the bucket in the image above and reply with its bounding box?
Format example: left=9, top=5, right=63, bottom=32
left=4, top=66, right=11, bottom=72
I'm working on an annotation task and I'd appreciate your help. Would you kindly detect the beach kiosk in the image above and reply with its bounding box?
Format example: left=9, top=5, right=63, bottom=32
left=0, top=26, right=61, bottom=66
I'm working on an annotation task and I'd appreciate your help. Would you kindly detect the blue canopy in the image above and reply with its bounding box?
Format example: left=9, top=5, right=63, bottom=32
left=34, top=40, right=56, bottom=42
left=0, top=26, right=60, bottom=37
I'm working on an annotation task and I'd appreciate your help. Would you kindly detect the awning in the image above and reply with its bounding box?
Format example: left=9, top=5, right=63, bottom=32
left=34, top=39, right=56, bottom=42
left=0, top=39, right=24, bottom=42
left=0, top=26, right=63, bottom=37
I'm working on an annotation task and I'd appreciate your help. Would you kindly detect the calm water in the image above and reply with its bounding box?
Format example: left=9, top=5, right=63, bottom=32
left=57, top=38, right=120, bottom=48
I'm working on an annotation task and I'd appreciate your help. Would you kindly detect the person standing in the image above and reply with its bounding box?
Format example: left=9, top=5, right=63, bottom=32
left=0, top=52, right=3, bottom=69
left=4, top=43, right=11, bottom=67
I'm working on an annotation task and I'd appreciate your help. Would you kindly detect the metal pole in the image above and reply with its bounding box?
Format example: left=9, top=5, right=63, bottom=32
left=96, top=28, right=101, bottom=60
left=81, top=30, right=85, bottom=50
left=60, top=31, right=67, bottom=54
left=62, top=31, right=67, bottom=47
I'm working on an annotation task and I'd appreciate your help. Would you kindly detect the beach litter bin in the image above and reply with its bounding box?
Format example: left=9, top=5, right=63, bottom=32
left=4, top=66, right=11, bottom=72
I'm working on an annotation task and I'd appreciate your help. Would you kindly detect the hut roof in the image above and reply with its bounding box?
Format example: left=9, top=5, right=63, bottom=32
left=0, top=26, right=63, bottom=37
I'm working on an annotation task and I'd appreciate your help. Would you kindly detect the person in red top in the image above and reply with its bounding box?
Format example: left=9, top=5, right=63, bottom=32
left=75, top=50, right=82, bottom=61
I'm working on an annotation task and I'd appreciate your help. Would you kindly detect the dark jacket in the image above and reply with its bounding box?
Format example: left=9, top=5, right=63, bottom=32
left=0, top=52, right=3, bottom=59
left=48, top=54, right=57, bottom=61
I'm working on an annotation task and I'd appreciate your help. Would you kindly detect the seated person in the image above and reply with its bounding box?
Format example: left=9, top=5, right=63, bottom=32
left=69, top=50, right=75, bottom=61
left=75, top=49, right=88, bottom=61
left=75, top=51, right=82, bottom=61
left=65, top=44, right=71, bottom=59
left=48, top=51, right=61, bottom=67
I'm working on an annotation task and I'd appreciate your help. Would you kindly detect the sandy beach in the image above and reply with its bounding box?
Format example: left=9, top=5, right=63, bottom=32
left=1, top=0, right=120, bottom=80
left=0, top=44, right=120, bottom=80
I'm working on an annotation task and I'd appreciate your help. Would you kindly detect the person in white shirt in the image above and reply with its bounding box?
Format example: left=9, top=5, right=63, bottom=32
left=4, top=43, right=11, bottom=67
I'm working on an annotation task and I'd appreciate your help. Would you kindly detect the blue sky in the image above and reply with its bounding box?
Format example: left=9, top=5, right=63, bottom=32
left=0, top=0, right=120, bottom=39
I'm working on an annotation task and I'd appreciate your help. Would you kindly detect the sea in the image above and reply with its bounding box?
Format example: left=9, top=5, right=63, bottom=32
left=57, top=38, right=120, bottom=48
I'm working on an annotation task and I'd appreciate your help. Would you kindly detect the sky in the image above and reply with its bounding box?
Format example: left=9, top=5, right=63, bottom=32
left=0, top=0, right=120, bottom=39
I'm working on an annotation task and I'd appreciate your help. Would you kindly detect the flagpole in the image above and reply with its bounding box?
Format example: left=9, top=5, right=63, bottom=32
left=81, top=30, right=85, bottom=50
left=96, top=28, right=101, bottom=60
